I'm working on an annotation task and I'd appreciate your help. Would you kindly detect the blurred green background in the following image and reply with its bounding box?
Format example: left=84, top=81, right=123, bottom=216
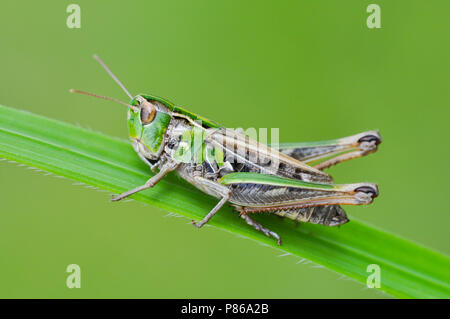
left=0, top=1, right=448, bottom=298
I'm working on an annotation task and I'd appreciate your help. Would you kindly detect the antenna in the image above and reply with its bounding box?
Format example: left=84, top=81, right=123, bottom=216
left=69, top=89, right=138, bottom=112
left=93, top=54, right=133, bottom=99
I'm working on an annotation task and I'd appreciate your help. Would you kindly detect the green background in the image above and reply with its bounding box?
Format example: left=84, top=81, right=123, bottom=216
left=0, top=1, right=448, bottom=298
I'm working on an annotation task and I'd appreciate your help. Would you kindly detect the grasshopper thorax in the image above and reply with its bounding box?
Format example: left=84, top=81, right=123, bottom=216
left=128, top=95, right=173, bottom=161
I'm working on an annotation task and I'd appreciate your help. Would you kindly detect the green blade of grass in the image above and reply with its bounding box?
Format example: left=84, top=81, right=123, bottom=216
left=0, top=104, right=449, bottom=298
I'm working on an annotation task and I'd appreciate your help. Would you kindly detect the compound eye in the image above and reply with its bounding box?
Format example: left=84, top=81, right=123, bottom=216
left=140, top=101, right=156, bottom=124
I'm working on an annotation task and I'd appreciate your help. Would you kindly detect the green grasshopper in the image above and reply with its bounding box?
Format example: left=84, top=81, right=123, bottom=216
left=71, top=55, right=381, bottom=245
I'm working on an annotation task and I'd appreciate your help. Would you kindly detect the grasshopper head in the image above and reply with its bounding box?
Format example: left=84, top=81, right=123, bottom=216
left=70, top=56, right=175, bottom=162
left=127, top=95, right=172, bottom=161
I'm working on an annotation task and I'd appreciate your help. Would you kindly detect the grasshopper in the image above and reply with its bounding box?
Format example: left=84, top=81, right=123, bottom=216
left=71, top=55, right=381, bottom=245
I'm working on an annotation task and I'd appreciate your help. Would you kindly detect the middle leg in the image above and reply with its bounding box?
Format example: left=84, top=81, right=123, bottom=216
left=192, top=194, right=229, bottom=228
left=190, top=176, right=231, bottom=228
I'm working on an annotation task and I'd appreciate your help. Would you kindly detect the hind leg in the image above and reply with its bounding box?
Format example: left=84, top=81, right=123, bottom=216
left=239, top=211, right=282, bottom=245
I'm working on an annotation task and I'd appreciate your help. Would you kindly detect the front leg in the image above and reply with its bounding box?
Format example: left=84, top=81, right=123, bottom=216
left=111, top=161, right=178, bottom=202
